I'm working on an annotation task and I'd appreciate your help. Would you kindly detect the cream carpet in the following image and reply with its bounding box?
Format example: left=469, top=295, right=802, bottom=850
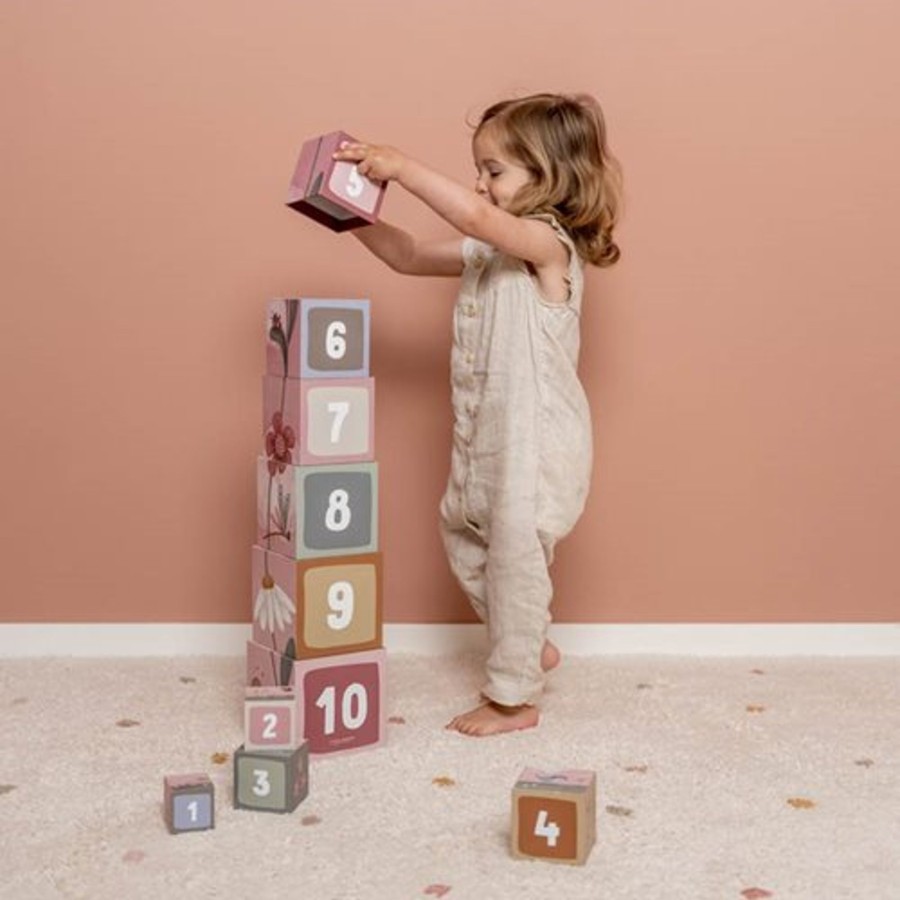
left=1, top=653, right=897, bottom=900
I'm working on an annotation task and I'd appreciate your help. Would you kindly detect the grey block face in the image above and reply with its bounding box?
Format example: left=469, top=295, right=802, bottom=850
left=303, top=471, right=373, bottom=551
left=172, top=791, right=213, bottom=831
left=307, top=308, right=364, bottom=373
left=236, top=755, right=287, bottom=811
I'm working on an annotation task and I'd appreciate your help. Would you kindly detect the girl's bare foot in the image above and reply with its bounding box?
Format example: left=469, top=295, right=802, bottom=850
left=541, top=639, right=561, bottom=672
left=445, top=701, right=539, bottom=736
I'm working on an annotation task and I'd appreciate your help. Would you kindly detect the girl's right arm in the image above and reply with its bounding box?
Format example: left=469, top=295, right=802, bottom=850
left=352, top=221, right=463, bottom=277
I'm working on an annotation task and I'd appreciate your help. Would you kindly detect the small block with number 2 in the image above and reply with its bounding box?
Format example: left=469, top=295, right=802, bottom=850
left=163, top=773, right=215, bottom=834
left=233, top=742, right=309, bottom=814
left=244, top=686, right=299, bottom=751
left=511, top=768, right=596, bottom=865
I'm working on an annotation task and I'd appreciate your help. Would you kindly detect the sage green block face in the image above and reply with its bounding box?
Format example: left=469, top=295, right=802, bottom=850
left=235, top=754, right=287, bottom=811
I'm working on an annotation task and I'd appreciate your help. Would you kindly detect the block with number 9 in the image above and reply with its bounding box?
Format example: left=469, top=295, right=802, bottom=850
left=511, top=768, right=596, bottom=865
left=233, top=742, right=309, bottom=814
left=252, top=546, right=382, bottom=659
left=257, top=459, right=378, bottom=560
left=286, top=131, right=387, bottom=232
left=293, top=649, right=386, bottom=756
left=267, top=298, right=370, bottom=380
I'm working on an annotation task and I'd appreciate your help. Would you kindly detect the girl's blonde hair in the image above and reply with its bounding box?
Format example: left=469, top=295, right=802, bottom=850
left=475, top=92, right=622, bottom=267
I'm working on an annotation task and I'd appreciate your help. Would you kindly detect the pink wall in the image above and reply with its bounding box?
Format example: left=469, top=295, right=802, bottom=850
left=2, top=0, right=898, bottom=624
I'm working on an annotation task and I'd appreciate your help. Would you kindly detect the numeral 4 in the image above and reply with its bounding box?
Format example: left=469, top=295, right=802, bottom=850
left=534, top=809, right=560, bottom=847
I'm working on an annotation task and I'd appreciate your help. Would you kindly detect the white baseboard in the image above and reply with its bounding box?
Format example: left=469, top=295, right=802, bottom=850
left=0, top=623, right=897, bottom=658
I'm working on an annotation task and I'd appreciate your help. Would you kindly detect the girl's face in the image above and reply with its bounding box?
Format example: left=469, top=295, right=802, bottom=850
left=472, top=126, right=532, bottom=212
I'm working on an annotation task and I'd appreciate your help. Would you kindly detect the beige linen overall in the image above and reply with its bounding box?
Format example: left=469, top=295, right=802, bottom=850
left=439, top=214, right=593, bottom=706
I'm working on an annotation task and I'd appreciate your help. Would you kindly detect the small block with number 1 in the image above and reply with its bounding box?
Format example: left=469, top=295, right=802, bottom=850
left=511, top=768, right=596, bottom=865
left=244, top=686, right=299, bottom=751
left=286, top=130, right=386, bottom=232
left=163, top=773, right=215, bottom=834
left=233, top=742, right=309, bottom=814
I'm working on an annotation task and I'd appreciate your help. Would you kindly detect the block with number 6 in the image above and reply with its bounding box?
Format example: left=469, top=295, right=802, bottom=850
left=233, top=742, right=309, bottom=814
left=293, top=648, right=386, bottom=756
left=163, top=773, right=215, bottom=834
left=511, top=768, right=596, bottom=865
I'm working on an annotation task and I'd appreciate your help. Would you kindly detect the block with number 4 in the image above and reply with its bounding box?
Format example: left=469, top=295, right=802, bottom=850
left=233, top=742, right=309, bottom=814
left=286, top=131, right=386, bottom=232
left=163, top=773, right=215, bottom=834
left=263, top=375, right=375, bottom=466
left=244, top=686, right=299, bottom=751
left=266, top=298, right=370, bottom=380
left=511, top=768, right=596, bottom=865
left=252, top=546, right=382, bottom=659
left=258, top=459, right=378, bottom=560
left=293, top=648, right=386, bottom=756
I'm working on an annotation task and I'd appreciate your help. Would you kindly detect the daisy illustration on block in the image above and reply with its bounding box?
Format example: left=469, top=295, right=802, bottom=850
left=253, top=563, right=296, bottom=684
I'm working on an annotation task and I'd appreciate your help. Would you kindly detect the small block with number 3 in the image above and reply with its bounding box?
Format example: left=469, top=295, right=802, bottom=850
left=233, top=742, right=309, bottom=814
left=163, top=773, right=215, bottom=834
left=244, top=686, right=299, bottom=751
left=511, top=768, right=596, bottom=865
left=266, top=298, right=370, bottom=380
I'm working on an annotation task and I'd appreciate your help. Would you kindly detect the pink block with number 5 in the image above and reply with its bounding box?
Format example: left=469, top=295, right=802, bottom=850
left=286, top=130, right=386, bottom=232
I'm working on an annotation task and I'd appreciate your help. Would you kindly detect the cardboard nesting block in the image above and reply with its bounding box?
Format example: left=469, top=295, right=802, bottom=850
left=267, top=298, right=370, bottom=380
left=257, top=459, right=378, bottom=560
left=244, top=685, right=299, bottom=751
left=233, top=742, right=309, bottom=814
left=293, top=648, right=386, bottom=756
left=286, top=130, right=386, bottom=231
left=252, top=546, right=383, bottom=660
left=511, top=769, right=596, bottom=866
left=263, top=375, right=375, bottom=466
left=246, top=639, right=295, bottom=689
left=163, top=773, right=214, bottom=834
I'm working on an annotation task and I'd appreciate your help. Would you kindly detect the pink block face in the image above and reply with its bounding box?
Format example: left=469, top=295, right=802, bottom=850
left=246, top=640, right=295, bottom=689
left=286, top=131, right=386, bottom=232
left=245, top=692, right=296, bottom=751
left=294, top=649, right=386, bottom=756
left=263, top=375, right=375, bottom=466
left=518, top=769, right=595, bottom=789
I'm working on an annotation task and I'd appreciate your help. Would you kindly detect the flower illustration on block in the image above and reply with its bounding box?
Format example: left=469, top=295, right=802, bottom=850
left=266, top=412, right=295, bottom=475
left=254, top=574, right=296, bottom=634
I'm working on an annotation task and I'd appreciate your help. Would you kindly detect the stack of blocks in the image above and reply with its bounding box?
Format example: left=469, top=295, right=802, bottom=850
left=245, top=297, right=386, bottom=792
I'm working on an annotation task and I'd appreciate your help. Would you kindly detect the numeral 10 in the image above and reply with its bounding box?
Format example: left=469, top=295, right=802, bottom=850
left=315, top=683, right=368, bottom=734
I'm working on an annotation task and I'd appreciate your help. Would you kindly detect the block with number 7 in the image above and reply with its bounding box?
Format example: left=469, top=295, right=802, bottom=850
left=293, top=648, right=386, bottom=756
left=511, top=768, right=596, bottom=865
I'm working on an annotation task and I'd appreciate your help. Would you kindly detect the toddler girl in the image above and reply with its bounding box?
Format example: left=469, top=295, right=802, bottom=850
left=332, top=92, right=622, bottom=736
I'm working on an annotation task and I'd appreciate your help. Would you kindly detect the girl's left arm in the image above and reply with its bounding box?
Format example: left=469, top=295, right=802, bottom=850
left=333, top=142, right=563, bottom=268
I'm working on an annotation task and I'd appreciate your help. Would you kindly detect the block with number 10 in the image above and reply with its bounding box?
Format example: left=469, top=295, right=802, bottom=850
left=511, top=769, right=597, bottom=865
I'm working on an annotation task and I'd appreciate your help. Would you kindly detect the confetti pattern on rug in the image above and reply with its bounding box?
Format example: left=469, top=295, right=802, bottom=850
left=750, top=669, right=766, bottom=676
left=423, top=885, right=451, bottom=897
left=301, top=815, right=322, bottom=826
left=122, top=850, right=146, bottom=864
left=746, top=705, right=766, bottom=713
left=179, top=676, right=197, bottom=684
left=786, top=797, right=816, bottom=809
left=11, top=697, right=28, bottom=706
left=210, top=752, right=229, bottom=765
left=388, top=715, right=406, bottom=724
left=623, top=765, right=648, bottom=774
left=432, top=776, right=456, bottom=788
left=115, top=719, right=141, bottom=728
left=606, top=805, right=633, bottom=817
left=854, top=758, right=875, bottom=768
left=740, top=889, right=773, bottom=899
left=0, top=785, right=16, bottom=796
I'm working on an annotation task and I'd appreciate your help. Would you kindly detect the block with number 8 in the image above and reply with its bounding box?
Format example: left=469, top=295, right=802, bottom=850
left=293, top=648, right=386, bottom=756
left=263, top=375, right=375, bottom=466
left=266, top=298, right=370, bottom=380
left=257, top=459, right=378, bottom=560
left=233, top=741, right=309, bottom=814
left=252, top=546, right=382, bottom=659
left=511, top=768, right=596, bottom=865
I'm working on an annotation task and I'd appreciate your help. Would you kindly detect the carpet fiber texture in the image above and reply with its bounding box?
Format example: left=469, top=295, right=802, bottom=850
left=1, top=653, right=897, bottom=899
